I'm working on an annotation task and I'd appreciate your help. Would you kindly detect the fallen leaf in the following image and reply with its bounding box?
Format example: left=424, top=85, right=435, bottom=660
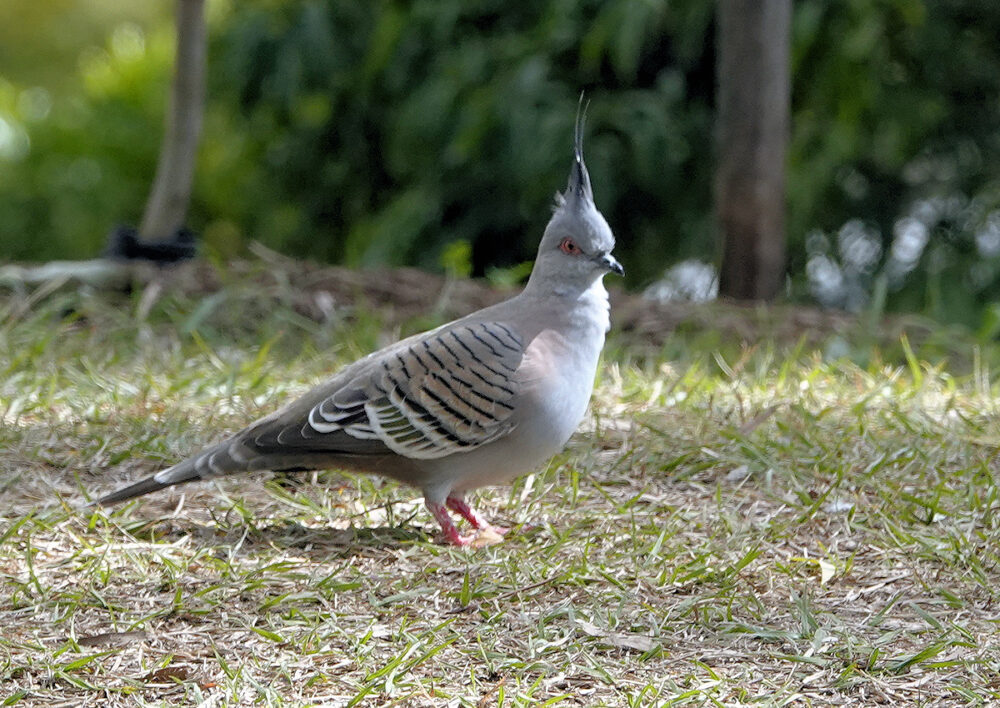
left=790, top=556, right=837, bottom=585
left=477, top=674, right=508, bottom=707
left=726, top=465, right=750, bottom=482
left=822, top=499, right=855, bottom=514
left=470, top=527, right=505, bottom=548
left=818, top=559, right=836, bottom=585
left=76, top=630, right=148, bottom=647
left=576, top=620, right=657, bottom=653
left=739, top=404, right=781, bottom=435
left=142, top=666, right=192, bottom=684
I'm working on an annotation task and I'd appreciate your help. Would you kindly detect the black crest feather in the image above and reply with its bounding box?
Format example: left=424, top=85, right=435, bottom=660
left=564, top=93, right=593, bottom=207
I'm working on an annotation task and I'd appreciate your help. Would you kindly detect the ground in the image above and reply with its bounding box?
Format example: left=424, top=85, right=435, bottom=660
left=2, top=257, right=999, bottom=706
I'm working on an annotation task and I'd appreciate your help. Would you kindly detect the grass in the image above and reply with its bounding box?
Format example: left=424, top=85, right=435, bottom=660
left=3, top=262, right=1000, bottom=706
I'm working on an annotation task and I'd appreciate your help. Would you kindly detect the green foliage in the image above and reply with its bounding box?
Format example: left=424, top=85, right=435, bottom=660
left=0, top=17, right=173, bottom=260
left=203, top=0, right=713, bottom=281
left=1, top=0, right=1000, bottom=323
left=790, top=0, right=1000, bottom=324
left=439, top=239, right=472, bottom=279
left=0, top=0, right=713, bottom=281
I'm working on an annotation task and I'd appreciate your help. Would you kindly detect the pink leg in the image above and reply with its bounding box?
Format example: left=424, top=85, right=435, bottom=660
left=446, top=494, right=507, bottom=536
left=426, top=500, right=474, bottom=546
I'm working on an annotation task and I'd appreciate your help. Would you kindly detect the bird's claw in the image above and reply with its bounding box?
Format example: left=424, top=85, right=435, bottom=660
left=428, top=498, right=506, bottom=547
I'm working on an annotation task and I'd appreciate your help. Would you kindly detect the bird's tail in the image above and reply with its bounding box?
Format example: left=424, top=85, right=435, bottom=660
left=90, top=442, right=236, bottom=507
left=91, top=473, right=179, bottom=506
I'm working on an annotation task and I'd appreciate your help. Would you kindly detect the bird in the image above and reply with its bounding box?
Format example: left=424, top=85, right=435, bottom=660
left=91, top=107, right=623, bottom=546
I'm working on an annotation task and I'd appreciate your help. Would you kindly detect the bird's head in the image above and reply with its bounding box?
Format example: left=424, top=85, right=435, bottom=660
left=529, top=101, right=623, bottom=294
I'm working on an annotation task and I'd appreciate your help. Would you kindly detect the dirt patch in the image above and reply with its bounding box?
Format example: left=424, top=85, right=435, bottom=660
left=2, top=249, right=884, bottom=350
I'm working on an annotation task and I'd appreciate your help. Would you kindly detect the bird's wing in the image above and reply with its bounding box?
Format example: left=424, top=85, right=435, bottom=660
left=249, top=321, right=525, bottom=460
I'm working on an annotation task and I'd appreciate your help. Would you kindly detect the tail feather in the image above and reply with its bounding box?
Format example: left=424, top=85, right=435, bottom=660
left=90, top=438, right=295, bottom=508
left=92, top=474, right=175, bottom=506
left=92, top=453, right=207, bottom=507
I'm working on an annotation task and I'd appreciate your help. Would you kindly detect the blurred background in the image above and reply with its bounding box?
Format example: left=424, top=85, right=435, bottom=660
left=1, top=0, right=998, bottom=329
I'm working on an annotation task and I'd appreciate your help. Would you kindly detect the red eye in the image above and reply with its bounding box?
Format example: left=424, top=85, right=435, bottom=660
left=559, top=237, right=581, bottom=255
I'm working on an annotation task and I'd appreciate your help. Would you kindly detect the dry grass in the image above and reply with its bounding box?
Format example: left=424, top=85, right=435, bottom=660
left=2, top=264, right=1000, bottom=706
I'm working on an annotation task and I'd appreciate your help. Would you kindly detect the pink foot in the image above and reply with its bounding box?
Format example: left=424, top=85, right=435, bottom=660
left=445, top=495, right=501, bottom=532
left=426, top=500, right=475, bottom=546
left=426, top=497, right=506, bottom=547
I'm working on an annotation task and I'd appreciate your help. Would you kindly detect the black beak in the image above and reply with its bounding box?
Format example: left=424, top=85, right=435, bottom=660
left=598, top=252, right=625, bottom=277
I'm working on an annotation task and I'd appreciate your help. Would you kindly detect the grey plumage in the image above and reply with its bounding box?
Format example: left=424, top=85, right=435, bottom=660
left=92, top=106, right=623, bottom=546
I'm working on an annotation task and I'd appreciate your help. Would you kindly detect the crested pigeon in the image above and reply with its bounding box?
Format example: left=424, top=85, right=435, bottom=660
left=92, top=110, right=623, bottom=546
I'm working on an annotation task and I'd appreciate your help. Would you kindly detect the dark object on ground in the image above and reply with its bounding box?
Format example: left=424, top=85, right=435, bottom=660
left=105, top=225, right=198, bottom=264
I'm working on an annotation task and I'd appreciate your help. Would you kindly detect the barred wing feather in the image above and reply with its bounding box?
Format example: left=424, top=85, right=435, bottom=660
left=308, top=322, right=524, bottom=459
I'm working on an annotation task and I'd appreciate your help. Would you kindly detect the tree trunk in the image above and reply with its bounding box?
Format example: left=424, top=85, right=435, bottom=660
left=138, top=0, right=206, bottom=242
left=715, top=0, right=791, bottom=301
